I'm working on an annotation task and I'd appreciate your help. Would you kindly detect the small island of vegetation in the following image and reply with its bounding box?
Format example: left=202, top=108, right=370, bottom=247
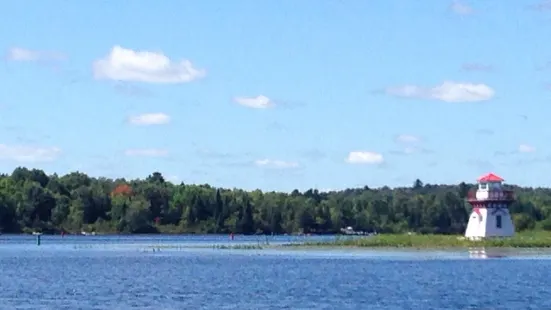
left=2, top=167, right=551, bottom=248
left=293, top=231, right=551, bottom=248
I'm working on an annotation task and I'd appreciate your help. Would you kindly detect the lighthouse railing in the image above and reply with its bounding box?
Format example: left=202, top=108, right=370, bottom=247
left=467, top=190, right=514, bottom=201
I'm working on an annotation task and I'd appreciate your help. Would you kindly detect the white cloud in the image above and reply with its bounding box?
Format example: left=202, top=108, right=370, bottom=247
left=0, top=144, right=61, bottom=163
left=254, top=159, right=299, bottom=169
left=93, top=46, right=205, bottom=84
left=234, top=95, right=274, bottom=109
left=519, top=144, right=536, bottom=153
left=128, top=113, right=170, bottom=125
left=124, top=148, right=168, bottom=157
left=451, top=0, right=473, bottom=15
left=396, top=134, right=420, bottom=144
left=346, top=151, right=384, bottom=164
left=6, top=47, right=65, bottom=62
left=386, top=81, right=494, bottom=103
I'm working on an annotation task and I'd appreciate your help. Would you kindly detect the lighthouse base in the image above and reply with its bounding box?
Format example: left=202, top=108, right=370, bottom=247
left=464, top=207, right=515, bottom=239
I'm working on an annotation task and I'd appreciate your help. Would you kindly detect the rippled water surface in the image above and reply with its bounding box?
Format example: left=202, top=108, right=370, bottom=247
left=1, top=234, right=551, bottom=309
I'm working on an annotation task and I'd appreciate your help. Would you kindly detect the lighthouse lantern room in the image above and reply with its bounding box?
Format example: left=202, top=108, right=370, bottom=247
left=464, top=173, right=515, bottom=239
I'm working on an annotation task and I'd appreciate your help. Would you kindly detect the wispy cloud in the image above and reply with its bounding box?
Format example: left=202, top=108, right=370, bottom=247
left=391, top=134, right=432, bottom=155
left=385, top=81, right=494, bottom=103
left=451, top=0, right=474, bottom=15
left=234, top=95, right=274, bottom=109
left=395, top=134, right=420, bottom=144
left=128, top=113, right=170, bottom=126
left=345, top=151, right=384, bottom=164
left=254, top=159, right=299, bottom=169
left=495, top=144, right=538, bottom=156
left=519, top=144, right=536, bottom=153
left=5, top=47, right=66, bottom=63
left=0, top=144, right=61, bottom=163
left=529, top=0, right=551, bottom=11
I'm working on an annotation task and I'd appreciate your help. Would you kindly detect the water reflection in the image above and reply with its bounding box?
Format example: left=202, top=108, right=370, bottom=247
left=466, top=247, right=551, bottom=259
left=468, top=247, right=507, bottom=259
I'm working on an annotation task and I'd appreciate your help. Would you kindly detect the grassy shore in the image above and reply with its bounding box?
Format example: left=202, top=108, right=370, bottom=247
left=291, top=231, right=551, bottom=248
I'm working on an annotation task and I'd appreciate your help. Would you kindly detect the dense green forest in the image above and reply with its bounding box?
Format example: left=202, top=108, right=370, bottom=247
left=0, top=167, right=550, bottom=234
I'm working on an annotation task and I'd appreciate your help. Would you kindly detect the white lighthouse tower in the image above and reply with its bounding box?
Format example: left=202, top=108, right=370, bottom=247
left=464, top=173, right=515, bottom=239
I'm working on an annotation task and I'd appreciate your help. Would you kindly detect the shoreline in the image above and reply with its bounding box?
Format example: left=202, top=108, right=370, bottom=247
left=5, top=232, right=551, bottom=249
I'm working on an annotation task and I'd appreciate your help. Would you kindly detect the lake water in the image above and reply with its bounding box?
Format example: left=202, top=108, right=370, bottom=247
left=1, top=234, right=551, bottom=309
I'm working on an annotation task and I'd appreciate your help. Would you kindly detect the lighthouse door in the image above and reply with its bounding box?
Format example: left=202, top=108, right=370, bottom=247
left=496, top=215, right=502, bottom=229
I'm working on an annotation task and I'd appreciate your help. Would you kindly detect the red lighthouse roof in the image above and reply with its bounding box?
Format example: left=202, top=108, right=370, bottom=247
left=477, top=173, right=504, bottom=182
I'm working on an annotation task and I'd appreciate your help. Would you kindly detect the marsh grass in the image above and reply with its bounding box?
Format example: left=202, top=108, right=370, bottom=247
left=289, top=231, right=551, bottom=248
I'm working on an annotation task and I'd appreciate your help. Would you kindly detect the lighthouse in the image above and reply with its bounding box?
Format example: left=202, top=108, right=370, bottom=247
left=464, top=173, right=515, bottom=239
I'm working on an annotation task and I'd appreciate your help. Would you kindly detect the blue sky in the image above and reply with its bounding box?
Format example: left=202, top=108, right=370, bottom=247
left=1, top=0, right=551, bottom=192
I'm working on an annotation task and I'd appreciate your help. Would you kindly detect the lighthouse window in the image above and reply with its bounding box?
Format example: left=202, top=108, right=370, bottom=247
left=496, top=215, right=502, bottom=229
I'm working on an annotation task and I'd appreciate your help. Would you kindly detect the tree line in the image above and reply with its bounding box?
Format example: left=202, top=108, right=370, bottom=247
left=0, top=167, right=549, bottom=234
